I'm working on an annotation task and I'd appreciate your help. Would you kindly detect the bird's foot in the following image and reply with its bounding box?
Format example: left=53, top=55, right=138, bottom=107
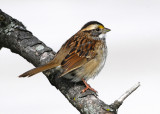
left=81, top=79, right=97, bottom=93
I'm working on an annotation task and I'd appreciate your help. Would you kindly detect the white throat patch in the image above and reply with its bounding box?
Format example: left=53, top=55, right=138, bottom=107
left=99, top=33, right=106, bottom=39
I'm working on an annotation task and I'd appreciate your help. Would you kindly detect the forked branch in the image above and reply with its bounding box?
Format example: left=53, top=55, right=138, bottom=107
left=0, top=9, right=140, bottom=114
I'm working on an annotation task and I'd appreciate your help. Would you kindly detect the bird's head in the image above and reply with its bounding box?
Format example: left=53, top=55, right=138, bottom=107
left=80, top=21, right=110, bottom=39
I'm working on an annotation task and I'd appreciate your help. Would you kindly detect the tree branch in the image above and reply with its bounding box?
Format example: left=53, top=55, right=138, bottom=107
left=110, top=82, right=140, bottom=111
left=0, top=9, right=140, bottom=114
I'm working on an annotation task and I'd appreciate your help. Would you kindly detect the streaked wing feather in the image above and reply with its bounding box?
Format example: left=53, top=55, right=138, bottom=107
left=60, top=37, right=96, bottom=77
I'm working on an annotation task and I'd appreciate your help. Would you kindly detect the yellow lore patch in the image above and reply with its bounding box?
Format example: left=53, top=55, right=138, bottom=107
left=98, top=25, right=104, bottom=29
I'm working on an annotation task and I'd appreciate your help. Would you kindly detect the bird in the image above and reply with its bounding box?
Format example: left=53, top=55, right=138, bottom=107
left=19, top=21, right=110, bottom=93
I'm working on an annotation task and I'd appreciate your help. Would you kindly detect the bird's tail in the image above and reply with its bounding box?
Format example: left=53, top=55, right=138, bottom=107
left=19, top=62, right=59, bottom=78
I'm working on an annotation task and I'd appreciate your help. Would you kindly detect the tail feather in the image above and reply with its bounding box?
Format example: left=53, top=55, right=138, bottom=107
left=19, top=63, right=58, bottom=77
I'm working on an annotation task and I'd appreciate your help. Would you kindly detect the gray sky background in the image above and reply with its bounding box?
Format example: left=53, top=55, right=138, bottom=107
left=0, top=0, right=160, bottom=114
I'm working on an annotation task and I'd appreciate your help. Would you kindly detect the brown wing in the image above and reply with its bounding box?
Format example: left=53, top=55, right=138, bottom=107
left=60, top=37, right=97, bottom=77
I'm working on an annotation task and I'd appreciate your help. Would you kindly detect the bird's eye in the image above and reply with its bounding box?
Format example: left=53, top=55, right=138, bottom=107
left=96, top=28, right=100, bottom=31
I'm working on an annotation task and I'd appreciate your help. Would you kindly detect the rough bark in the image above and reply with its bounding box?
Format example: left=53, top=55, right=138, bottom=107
left=0, top=9, right=140, bottom=114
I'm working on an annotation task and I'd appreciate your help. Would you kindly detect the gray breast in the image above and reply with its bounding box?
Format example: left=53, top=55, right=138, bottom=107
left=96, top=41, right=107, bottom=76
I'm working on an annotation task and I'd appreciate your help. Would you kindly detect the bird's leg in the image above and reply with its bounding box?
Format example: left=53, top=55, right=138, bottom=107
left=81, top=78, right=97, bottom=93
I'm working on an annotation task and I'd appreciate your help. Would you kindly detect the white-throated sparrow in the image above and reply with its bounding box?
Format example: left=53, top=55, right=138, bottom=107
left=19, top=21, right=110, bottom=93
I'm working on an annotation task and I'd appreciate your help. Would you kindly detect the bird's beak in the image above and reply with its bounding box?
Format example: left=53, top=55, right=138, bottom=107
left=99, top=28, right=111, bottom=39
left=103, top=28, right=111, bottom=33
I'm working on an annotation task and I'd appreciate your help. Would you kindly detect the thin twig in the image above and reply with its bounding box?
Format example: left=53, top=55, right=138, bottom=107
left=110, top=82, right=140, bottom=110
left=118, top=82, right=140, bottom=102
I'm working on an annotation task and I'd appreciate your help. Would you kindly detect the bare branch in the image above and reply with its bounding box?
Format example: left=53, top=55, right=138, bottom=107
left=110, top=82, right=140, bottom=110
left=118, top=82, right=140, bottom=103
left=0, top=9, right=140, bottom=114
